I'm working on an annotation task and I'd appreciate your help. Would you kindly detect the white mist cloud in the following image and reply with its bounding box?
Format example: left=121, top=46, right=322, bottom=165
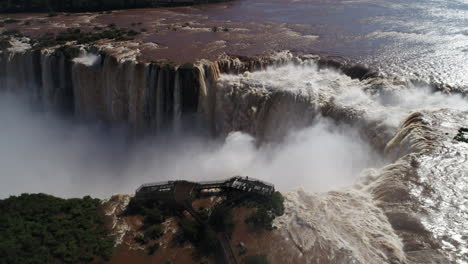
left=0, top=92, right=381, bottom=198
left=2, top=63, right=465, bottom=199
left=248, top=120, right=380, bottom=191
left=0, top=94, right=129, bottom=198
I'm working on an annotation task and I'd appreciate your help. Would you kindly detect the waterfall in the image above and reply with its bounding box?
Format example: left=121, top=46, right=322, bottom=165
left=0, top=48, right=299, bottom=137
left=144, top=63, right=157, bottom=131
left=173, top=69, right=181, bottom=132
left=0, top=50, right=41, bottom=98
left=155, top=65, right=165, bottom=132
left=1, top=48, right=221, bottom=135
left=40, top=50, right=55, bottom=111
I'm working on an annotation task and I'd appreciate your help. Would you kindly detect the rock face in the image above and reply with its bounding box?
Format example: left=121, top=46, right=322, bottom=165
left=102, top=194, right=133, bottom=247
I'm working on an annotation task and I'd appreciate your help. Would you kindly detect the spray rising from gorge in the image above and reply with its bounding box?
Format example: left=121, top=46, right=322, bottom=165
left=0, top=90, right=380, bottom=198
left=1, top=57, right=466, bottom=197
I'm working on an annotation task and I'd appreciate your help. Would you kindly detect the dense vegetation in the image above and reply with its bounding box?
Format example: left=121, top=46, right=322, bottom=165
left=33, top=25, right=140, bottom=49
left=126, top=194, right=182, bottom=254
left=0, top=0, right=229, bottom=13
left=126, top=185, right=284, bottom=260
left=454, top=127, right=468, bottom=143
left=209, top=204, right=234, bottom=235
left=240, top=191, right=285, bottom=231
left=0, top=24, right=141, bottom=52
left=178, top=217, right=220, bottom=256
left=0, top=193, right=114, bottom=264
left=127, top=193, right=224, bottom=257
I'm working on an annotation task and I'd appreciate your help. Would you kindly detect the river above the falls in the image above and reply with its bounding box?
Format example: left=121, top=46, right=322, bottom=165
left=3, top=0, right=468, bottom=88
left=182, top=0, right=468, bottom=87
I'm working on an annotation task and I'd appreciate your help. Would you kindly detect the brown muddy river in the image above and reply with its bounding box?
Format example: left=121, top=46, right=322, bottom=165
left=181, top=0, right=468, bottom=87
left=4, top=0, right=468, bottom=87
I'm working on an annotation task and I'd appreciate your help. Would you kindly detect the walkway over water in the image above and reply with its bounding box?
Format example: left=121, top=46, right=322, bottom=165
left=136, top=176, right=275, bottom=196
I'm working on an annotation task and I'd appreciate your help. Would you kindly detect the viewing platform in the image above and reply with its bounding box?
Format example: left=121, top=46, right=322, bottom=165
left=136, top=176, right=275, bottom=196
left=134, top=176, right=276, bottom=264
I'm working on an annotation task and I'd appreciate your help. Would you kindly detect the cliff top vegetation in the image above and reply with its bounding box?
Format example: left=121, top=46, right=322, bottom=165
left=125, top=187, right=284, bottom=262
left=0, top=193, right=114, bottom=264
left=0, top=24, right=141, bottom=52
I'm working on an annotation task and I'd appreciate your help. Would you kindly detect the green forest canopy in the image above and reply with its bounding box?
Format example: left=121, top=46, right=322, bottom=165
left=0, top=193, right=114, bottom=264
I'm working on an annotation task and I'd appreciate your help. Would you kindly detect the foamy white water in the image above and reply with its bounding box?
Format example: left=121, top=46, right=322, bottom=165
left=216, top=62, right=468, bottom=263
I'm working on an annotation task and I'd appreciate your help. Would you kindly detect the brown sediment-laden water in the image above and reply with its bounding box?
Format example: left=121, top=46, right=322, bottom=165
left=2, top=0, right=467, bottom=86
left=0, top=0, right=467, bottom=263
